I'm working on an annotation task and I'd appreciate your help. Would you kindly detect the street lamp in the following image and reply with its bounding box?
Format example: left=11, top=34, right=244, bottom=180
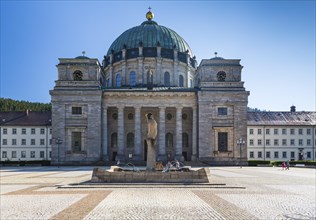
left=55, top=138, right=63, bottom=168
left=237, top=138, right=245, bottom=168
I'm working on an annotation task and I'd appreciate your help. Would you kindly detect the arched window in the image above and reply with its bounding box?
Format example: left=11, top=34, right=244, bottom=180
left=165, top=133, right=173, bottom=149
left=111, top=133, right=117, bottom=148
left=179, top=75, right=184, bottom=87
left=182, top=133, right=189, bottom=148
left=164, top=72, right=170, bottom=86
left=130, top=71, right=136, bottom=86
left=126, top=132, right=134, bottom=148
left=116, top=74, right=121, bottom=87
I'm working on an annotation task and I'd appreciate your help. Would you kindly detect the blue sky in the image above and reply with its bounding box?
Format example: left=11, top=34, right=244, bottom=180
left=1, top=1, right=315, bottom=111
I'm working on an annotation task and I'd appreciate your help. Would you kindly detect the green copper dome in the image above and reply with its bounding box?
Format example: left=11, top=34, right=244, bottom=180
left=106, top=20, right=193, bottom=56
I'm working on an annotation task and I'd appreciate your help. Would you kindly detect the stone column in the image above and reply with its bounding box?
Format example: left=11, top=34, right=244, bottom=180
left=176, top=106, right=184, bottom=161
left=117, top=106, right=125, bottom=161
left=158, top=107, right=166, bottom=161
left=134, top=106, right=142, bottom=160
left=191, top=107, right=197, bottom=161
left=102, top=106, right=109, bottom=161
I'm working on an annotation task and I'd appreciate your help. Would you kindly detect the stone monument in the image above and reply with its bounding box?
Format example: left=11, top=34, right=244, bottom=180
left=145, top=113, right=157, bottom=171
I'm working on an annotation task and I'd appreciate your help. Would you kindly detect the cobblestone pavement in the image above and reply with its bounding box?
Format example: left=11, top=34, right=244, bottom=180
left=0, top=166, right=315, bottom=220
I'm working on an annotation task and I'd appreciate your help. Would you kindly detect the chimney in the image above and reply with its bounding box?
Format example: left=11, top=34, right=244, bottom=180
left=290, top=105, right=296, bottom=112
left=25, top=109, right=29, bottom=116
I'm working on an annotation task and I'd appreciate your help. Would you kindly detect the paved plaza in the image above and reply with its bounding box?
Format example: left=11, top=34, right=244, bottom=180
left=0, top=166, right=315, bottom=220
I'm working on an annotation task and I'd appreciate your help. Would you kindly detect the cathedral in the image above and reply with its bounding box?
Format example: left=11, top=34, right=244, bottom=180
left=50, top=9, right=249, bottom=165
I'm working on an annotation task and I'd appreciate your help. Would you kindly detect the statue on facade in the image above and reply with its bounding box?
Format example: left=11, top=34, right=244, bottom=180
left=145, top=113, right=157, bottom=171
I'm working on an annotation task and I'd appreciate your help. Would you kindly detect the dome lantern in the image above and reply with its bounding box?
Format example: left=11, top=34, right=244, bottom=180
left=146, top=7, right=154, bottom=21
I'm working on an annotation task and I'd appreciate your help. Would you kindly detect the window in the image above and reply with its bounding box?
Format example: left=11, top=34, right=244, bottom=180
left=282, top=129, right=286, bottom=135
left=249, top=139, right=254, bottom=145
left=49, top=128, right=52, bottom=134
left=3, top=128, right=7, bottom=134
left=179, top=75, right=184, bottom=87
left=111, top=133, right=117, bottom=148
left=2, top=151, right=7, bottom=158
left=258, top=129, right=262, bottom=135
left=22, top=139, right=26, bottom=145
left=274, top=139, right=279, bottom=146
left=164, top=72, right=170, bottom=86
left=218, top=132, right=228, bottom=152
left=307, top=152, right=311, bottom=159
left=290, top=139, right=295, bottom=146
left=72, top=107, right=82, bottom=115
left=22, top=128, right=26, bottom=134
left=40, top=151, right=45, bottom=158
left=258, top=139, right=262, bottom=145
left=274, top=151, right=279, bottom=158
left=21, top=151, right=26, bottom=158
left=12, top=128, right=17, bottom=134
left=190, top=79, right=193, bottom=88
left=282, top=151, right=287, bottom=158
left=266, top=129, right=270, bottom=135
left=12, top=139, right=17, bottom=145
left=307, top=129, right=311, bottom=135
left=40, top=128, right=45, bottom=134
left=12, top=151, right=17, bottom=158
left=249, top=151, right=254, bottom=158
left=290, top=129, right=295, bottom=135
left=40, top=139, right=45, bottom=145
left=116, top=74, right=121, bottom=87
left=128, top=113, right=134, bottom=120
left=299, top=129, right=303, bottom=135
left=30, top=151, right=35, bottom=158
left=49, top=151, right=52, bottom=158
left=282, top=139, right=287, bottom=146
left=182, top=133, right=189, bottom=148
left=72, top=132, right=82, bottom=152
left=2, top=139, right=7, bottom=145
left=266, top=139, right=270, bottom=145
left=31, top=128, right=35, bottom=134
left=307, top=139, right=311, bottom=145
left=31, top=139, right=35, bottom=145
left=274, top=129, right=278, bottom=135
left=258, top=151, right=262, bottom=158
left=129, top=71, right=136, bottom=86
left=249, top=129, right=254, bottom=135
left=218, top=108, right=228, bottom=116
left=299, top=139, right=303, bottom=146
left=49, top=139, right=52, bottom=145
left=266, top=151, right=270, bottom=158
left=290, top=151, right=295, bottom=158
left=126, top=133, right=134, bottom=148
left=166, top=133, right=173, bottom=149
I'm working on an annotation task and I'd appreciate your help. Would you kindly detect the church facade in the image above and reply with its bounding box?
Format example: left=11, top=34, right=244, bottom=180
left=50, top=10, right=249, bottom=165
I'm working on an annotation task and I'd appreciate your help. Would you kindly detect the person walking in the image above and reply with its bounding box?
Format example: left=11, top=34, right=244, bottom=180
left=286, top=160, right=290, bottom=170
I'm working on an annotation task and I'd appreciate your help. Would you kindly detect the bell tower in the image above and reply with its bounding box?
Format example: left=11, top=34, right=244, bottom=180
left=50, top=53, right=103, bottom=165
left=196, top=53, right=250, bottom=165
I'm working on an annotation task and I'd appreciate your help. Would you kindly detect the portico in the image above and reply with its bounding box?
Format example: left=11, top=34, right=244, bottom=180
left=102, top=90, right=197, bottom=162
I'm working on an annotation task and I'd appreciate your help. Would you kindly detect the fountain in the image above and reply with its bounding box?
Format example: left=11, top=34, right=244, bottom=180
left=91, top=113, right=210, bottom=183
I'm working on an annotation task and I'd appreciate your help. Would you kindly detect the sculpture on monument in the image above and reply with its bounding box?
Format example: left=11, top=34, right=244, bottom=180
left=145, top=113, right=157, bottom=171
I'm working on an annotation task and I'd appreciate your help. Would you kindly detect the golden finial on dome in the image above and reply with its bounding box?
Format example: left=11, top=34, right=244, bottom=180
left=146, top=6, right=154, bottom=20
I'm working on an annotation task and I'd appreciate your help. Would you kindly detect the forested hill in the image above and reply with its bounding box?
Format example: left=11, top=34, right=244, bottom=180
left=0, top=98, right=51, bottom=112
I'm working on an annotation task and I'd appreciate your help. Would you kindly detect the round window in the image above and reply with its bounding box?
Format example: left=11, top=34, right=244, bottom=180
left=128, top=113, right=134, bottom=120
left=182, top=113, right=187, bottom=120
left=166, top=113, right=173, bottom=120
left=112, top=113, right=118, bottom=120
